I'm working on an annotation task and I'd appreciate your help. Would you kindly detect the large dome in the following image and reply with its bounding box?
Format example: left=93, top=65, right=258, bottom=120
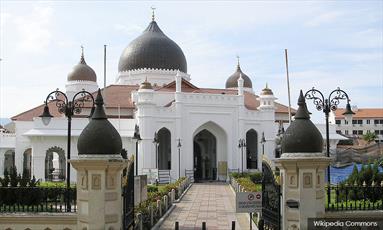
left=118, top=20, right=187, bottom=73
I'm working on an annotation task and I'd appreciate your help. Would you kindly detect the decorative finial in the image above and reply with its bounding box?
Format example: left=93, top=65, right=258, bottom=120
left=236, top=55, right=241, bottom=71
left=80, top=45, right=86, bottom=64
left=151, top=6, right=156, bottom=21
left=266, top=83, right=269, bottom=89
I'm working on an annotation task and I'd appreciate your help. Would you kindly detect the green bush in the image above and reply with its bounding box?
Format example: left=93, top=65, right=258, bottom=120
left=236, top=177, right=261, bottom=192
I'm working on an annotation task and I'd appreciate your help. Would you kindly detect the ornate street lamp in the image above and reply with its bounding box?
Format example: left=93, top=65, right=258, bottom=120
left=238, top=139, right=246, bottom=173
left=40, top=89, right=95, bottom=212
left=153, top=132, right=159, bottom=169
left=132, top=124, right=141, bottom=176
left=304, top=87, right=354, bottom=206
left=177, top=139, right=182, bottom=178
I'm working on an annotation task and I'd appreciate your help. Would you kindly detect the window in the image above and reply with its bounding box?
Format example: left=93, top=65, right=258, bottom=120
left=335, top=120, right=341, bottom=125
left=358, top=130, right=363, bottom=135
left=345, top=120, right=349, bottom=125
left=336, top=130, right=341, bottom=134
left=352, top=120, right=357, bottom=124
left=380, top=120, right=383, bottom=124
left=345, top=130, right=349, bottom=135
left=375, top=130, right=379, bottom=135
left=353, top=130, right=358, bottom=135
left=380, top=130, right=383, bottom=135
left=367, top=120, right=370, bottom=124
left=357, top=120, right=363, bottom=124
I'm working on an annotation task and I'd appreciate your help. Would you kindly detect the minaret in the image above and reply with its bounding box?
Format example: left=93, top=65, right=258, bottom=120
left=136, top=79, right=156, bottom=173
left=257, top=83, right=277, bottom=110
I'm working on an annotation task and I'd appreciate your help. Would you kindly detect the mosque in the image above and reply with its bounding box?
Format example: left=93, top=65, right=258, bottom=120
left=0, top=15, right=293, bottom=182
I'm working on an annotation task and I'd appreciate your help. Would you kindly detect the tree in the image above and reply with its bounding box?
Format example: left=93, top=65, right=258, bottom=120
left=362, top=132, right=377, bottom=144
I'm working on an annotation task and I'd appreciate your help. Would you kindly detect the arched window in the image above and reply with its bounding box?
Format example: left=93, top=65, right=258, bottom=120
left=23, top=148, right=32, bottom=178
left=246, top=129, right=258, bottom=169
left=4, top=150, right=15, bottom=174
left=157, top=128, right=171, bottom=170
left=45, top=147, right=66, bottom=181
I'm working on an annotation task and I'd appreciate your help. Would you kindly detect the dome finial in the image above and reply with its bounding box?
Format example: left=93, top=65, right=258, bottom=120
left=151, top=6, right=156, bottom=21
left=236, top=55, right=240, bottom=69
left=80, top=45, right=86, bottom=64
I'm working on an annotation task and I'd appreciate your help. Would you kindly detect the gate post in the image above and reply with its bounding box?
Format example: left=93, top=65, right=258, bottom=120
left=69, top=90, right=126, bottom=230
left=275, top=92, right=331, bottom=230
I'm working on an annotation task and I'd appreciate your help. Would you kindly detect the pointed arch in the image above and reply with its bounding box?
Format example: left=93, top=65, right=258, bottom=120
left=45, top=146, right=65, bottom=181
left=192, top=121, right=227, bottom=181
left=157, top=127, right=171, bottom=170
left=246, top=129, right=258, bottom=169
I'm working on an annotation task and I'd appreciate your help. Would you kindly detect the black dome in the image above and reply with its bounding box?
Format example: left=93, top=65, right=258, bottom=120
left=225, top=64, right=252, bottom=88
left=67, top=54, right=97, bottom=82
left=281, top=91, right=323, bottom=153
left=118, top=20, right=187, bottom=73
left=77, top=89, right=122, bottom=155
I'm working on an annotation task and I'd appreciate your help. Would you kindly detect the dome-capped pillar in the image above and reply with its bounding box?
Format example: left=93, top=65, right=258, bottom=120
left=66, top=47, right=98, bottom=98
left=70, top=89, right=125, bottom=230
left=275, top=90, right=330, bottom=230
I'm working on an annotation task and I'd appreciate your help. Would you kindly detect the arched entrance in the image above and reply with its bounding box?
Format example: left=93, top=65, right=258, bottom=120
left=45, top=147, right=66, bottom=181
left=193, top=129, right=217, bottom=181
left=23, top=148, right=32, bottom=178
left=157, top=127, right=171, bottom=170
left=246, top=129, right=258, bottom=169
left=4, top=150, right=15, bottom=174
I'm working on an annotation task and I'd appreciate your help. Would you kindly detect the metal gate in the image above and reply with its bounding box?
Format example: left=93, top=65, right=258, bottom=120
left=122, top=160, right=134, bottom=229
left=261, top=161, right=281, bottom=230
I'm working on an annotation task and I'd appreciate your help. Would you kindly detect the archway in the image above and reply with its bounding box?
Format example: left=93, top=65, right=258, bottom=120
left=157, top=128, right=171, bottom=170
left=246, top=129, right=258, bottom=169
left=23, top=148, right=32, bottom=178
left=45, top=147, right=66, bottom=181
left=193, top=129, right=217, bottom=181
left=4, top=150, right=15, bottom=174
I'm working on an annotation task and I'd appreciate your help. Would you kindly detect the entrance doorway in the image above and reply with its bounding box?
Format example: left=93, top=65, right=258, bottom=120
left=193, top=129, right=217, bottom=181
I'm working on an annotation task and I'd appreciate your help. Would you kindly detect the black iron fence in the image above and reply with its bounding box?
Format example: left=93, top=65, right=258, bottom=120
left=0, top=187, right=76, bottom=212
left=326, top=183, right=383, bottom=211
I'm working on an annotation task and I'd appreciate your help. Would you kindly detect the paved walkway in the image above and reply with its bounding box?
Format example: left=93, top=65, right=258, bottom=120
left=159, top=182, right=254, bottom=230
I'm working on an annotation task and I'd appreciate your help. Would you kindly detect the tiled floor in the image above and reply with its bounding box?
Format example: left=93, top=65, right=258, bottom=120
left=159, top=182, right=254, bottom=230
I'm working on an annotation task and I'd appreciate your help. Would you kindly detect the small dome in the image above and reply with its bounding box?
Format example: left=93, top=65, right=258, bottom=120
left=261, top=84, right=273, bottom=95
left=67, top=51, right=97, bottom=82
left=77, top=89, right=122, bottom=155
left=139, top=79, right=153, bottom=90
left=281, top=90, right=323, bottom=153
left=225, top=63, right=252, bottom=89
left=118, top=20, right=187, bottom=73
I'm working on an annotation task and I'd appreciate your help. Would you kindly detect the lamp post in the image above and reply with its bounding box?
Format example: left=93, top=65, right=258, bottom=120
left=304, top=87, right=354, bottom=206
left=40, top=89, right=95, bottom=212
left=132, top=124, right=141, bottom=176
left=238, top=139, right=246, bottom=173
left=177, top=139, right=182, bottom=179
left=153, top=132, right=159, bottom=169
left=261, top=132, right=266, bottom=156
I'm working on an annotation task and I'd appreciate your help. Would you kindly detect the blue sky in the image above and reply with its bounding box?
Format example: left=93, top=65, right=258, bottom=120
left=0, top=1, right=382, bottom=124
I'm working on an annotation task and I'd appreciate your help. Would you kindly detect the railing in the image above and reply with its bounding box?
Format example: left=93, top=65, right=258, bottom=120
left=326, top=183, right=383, bottom=211
left=0, top=187, right=76, bottom=213
left=134, top=177, right=191, bottom=230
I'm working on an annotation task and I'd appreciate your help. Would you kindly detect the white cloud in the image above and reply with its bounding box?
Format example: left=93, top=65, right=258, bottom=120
left=13, top=5, right=54, bottom=54
left=305, top=11, right=344, bottom=27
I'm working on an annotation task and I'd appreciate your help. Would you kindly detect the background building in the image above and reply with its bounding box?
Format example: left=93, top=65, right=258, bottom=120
left=331, top=107, right=383, bottom=142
